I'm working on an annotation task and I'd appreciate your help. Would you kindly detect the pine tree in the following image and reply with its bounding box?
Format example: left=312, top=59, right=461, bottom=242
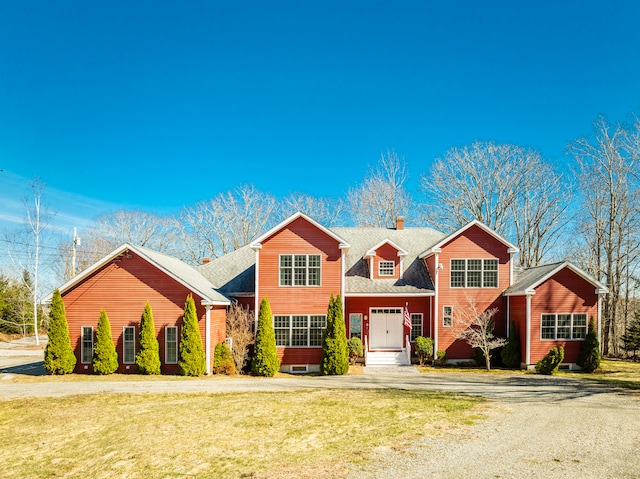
left=320, top=294, right=349, bottom=375
left=135, top=301, right=161, bottom=374
left=178, top=294, right=206, bottom=376
left=578, top=316, right=601, bottom=372
left=501, top=321, right=521, bottom=368
left=251, top=297, right=280, bottom=377
left=92, top=310, right=119, bottom=374
left=43, top=289, right=76, bottom=374
left=621, top=310, right=640, bottom=358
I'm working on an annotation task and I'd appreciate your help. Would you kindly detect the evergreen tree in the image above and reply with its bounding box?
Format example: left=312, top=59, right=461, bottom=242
left=535, top=346, right=564, bottom=375
left=320, top=294, right=349, bottom=375
left=135, top=301, right=161, bottom=374
left=578, top=317, right=601, bottom=372
left=92, top=309, right=119, bottom=374
left=501, top=322, right=521, bottom=368
left=43, top=289, right=76, bottom=375
left=178, top=294, right=206, bottom=376
left=621, top=310, right=640, bottom=358
left=251, top=297, right=280, bottom=376
left=213, top=341, right=236, bottom=375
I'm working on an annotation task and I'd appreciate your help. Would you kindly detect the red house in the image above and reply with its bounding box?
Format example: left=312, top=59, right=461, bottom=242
left=56, top=212, right=607, bottom=373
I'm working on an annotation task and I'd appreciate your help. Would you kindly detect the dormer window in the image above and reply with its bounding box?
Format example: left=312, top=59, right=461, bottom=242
left=280, top=254, right=321, bottom=286
left=378, top=261, right=395, bottom=276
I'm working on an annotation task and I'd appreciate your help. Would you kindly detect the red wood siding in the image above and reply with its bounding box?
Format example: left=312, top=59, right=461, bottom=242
left=346, top=296, right=431, bottom=348
left=257, top=217, right=342, bottom=364
left=62, top=251, right=226, bottom=374
left=508, top=295, right=527, bottom=364
left=436, top=225, right=511, bottom=359
left=529, top=268, right=598, bottom=364
left=372, top=243, right=400, bottom=279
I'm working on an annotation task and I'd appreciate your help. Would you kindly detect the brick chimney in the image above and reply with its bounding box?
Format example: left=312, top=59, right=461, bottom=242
left=202, top=257, right=212, bottom=265
left=396, top=216, right=405, bottom=230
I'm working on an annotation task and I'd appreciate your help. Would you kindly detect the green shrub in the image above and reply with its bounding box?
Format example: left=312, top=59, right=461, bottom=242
left=535, top=346, right=564, bottom=375
left=43, top=289, right=76, bottom=375
left=136, top=301, right=161, bottom=375
left=435, top=350, right=447, bottom=366
left=213, top=342, right=236, bottom=375
left=320, top=294, right=349, bottom=375
left=251, top=297, right=280, bottom=377
left=347, top=336, right=363, bottom=363
left=92, top=310, right=118, bottom=374
left=415, top=336, right=434, bottom=366
left=501, top=322, right=521, bottom=368
left=178, top=295, right=206, bottom=377
left=578, top=317, right=601, bottom=373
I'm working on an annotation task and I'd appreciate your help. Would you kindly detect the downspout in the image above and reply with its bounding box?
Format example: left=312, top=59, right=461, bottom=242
left=205, top=305, right=212, bottom=375
left=433, top=253, right=440, bottom=355
left=525, top=293, right=532, bottom=366
left=506, top=296, right=510, bottom=335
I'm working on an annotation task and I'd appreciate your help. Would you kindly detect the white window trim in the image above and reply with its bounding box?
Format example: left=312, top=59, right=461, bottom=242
left=378, top=260, right=395, bottom=277
left=81, top=326, right=93, bottom=364
left=540, top=313, right=588, bottom=341
left=273, top=314, right=327, bottom=347
left=278, top=254, right=322, bottom=287
left=442, top=306, right=453, bottom=328
left=123, top=326, right=136, bottom=364
left=450, top=258, right=499, bottom=288
left=349, top=313, right=362, bottom=338
left=410, top=313, right=423, bottom=341
left=165, top=326, right=178, bottom=364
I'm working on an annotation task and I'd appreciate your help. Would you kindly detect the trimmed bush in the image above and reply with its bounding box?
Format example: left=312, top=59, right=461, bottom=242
left=136, top=301, right=161, bottom=375
left=213, top=341, right=236, bottom=375
left=578, top=317, right=601, bottom=372
left=92, top=310, right=118, bottom=374
left=43, top=289, right=76, bottom=375
left=347, top=336, right=363, bottom=363
left=251, top=297, right=280, bottom=377
left=435, top=350, right=447, bottom=366
left=320, top=294, right=349, bottom=375
left=535, top=346, right=564, bottom=375
left=415, top=336, right=434, bottom=366
left=178, top=294, right=206, bottom=376
left=501, top=322, right=521, bottom=368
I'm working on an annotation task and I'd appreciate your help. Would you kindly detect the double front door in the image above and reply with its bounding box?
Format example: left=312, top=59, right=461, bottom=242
left=369, top=308, right=404, bottom=350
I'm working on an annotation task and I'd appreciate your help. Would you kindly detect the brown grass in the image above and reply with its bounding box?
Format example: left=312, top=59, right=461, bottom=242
left=0, top=389, right=485, bottom=478
left=558, top=358, right=640, bottom=389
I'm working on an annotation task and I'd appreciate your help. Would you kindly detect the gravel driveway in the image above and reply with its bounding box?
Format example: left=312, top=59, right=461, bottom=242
left=1, top=365, right=639, bottom=478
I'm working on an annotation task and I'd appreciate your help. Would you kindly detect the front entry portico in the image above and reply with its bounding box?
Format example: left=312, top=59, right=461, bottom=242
left=369, top=308, right=404, bottom=350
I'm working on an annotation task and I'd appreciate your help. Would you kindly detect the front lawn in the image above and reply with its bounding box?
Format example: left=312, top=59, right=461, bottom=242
left=558, top=358, right=640, bottom=389
left=0, top=389, right=485, bottom=478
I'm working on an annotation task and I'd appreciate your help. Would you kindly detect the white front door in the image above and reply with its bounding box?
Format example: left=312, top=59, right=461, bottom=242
left=369, top=308, right=404, bottom=349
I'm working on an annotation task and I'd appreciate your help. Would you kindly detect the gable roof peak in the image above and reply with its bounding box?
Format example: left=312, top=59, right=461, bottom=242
left=365, top=238, right=408, bottom=258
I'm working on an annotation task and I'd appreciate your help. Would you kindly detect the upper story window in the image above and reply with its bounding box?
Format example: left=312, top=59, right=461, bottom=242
left=378, top=261, right=395, bottom=276
left=451, top=259, right=498, bottom=288
left=280, top=254, right=321, bottom=286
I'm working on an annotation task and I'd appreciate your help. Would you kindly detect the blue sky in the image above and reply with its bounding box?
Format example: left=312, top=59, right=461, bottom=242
left=1, top=0, right=640, bottom=235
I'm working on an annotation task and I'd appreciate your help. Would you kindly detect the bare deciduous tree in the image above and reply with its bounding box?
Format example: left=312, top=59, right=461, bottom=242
left=454, top=299, right=506, bottom=371
left=282, top=193, right=346, bottom=227
left=347, top=150, right=412, bottom=227
left=422, top=141, right=571, bottom=267
left=569, top=116, right=640, bottom=356
left=225, top=301, right=254, bottom=373
left=180, top=184, right=279, bottom=263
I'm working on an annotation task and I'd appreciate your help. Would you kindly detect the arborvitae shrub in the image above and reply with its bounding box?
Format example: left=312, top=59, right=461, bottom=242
left=501, top=322, right=521, bottom=368
left=251, top=297, right=280, bottom=377
left=213, top=342, right=236, bottom=375
left=435, top=350, right=447, bottom=366
left=578, top=317, right=601, bottom=373
left=43, top=289, right=76, bottom=375
left=135, top=301, right=161, bottom=375
left=92, top=310, right=118, bottom=374
left=535, top=346, right=565, bottom=375
left=347, top=336, right=363, bottom=363
left=320, top=294, right=349, bottom=375
left=178, top=295, right=206, bottom=376
left=415, top=336, right=434, bottom=366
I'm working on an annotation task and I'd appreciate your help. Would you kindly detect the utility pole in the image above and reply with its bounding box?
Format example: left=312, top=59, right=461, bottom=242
left=72, top=228, right=81, bottom=278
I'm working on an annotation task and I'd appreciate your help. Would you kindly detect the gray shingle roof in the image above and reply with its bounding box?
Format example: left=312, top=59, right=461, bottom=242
left=198, top=245, right=256, bottom=295
left=505, top=263, right=565, bottom=294
left=333, top=227, right=446, bottom=294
